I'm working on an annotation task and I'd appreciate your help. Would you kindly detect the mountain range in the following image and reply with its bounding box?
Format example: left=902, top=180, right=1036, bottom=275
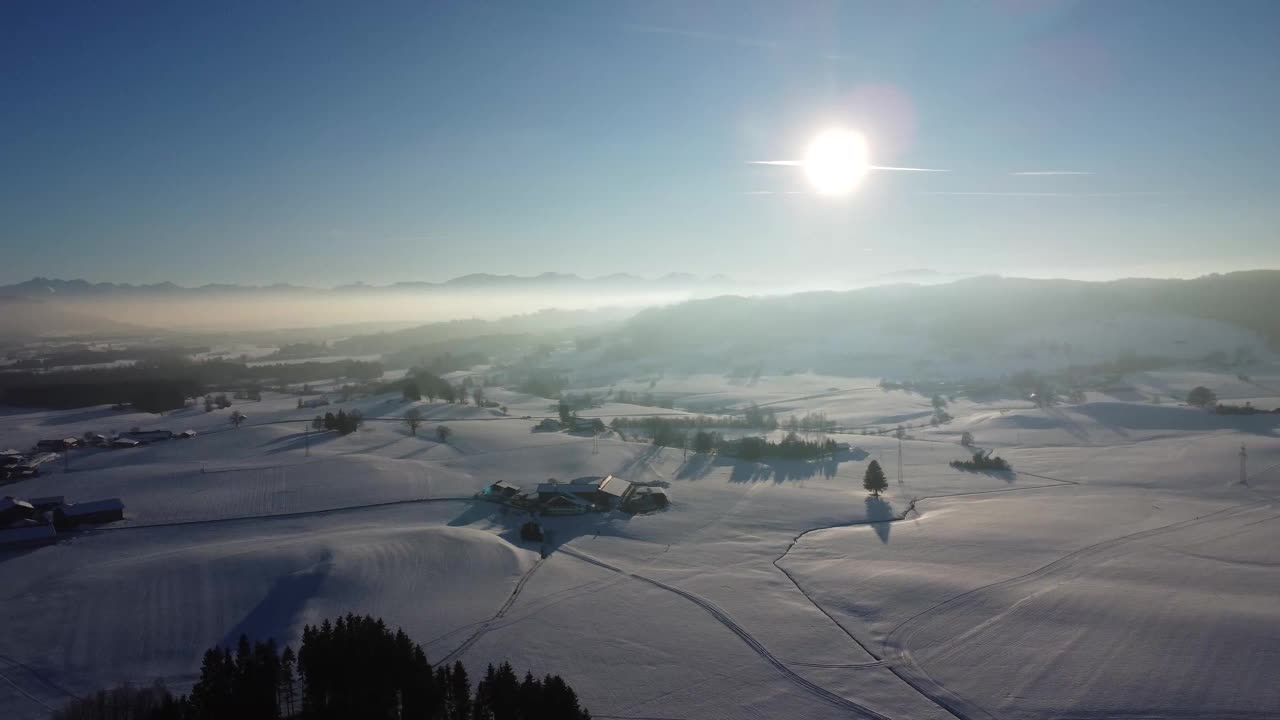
left=0, top=272, right=737, bottom=298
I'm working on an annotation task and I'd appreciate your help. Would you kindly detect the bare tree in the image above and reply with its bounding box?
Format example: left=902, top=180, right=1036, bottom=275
left=229, top=410, right=247, bottom=428
left=436, top=425, right=453, bottom=442
left=404, top=407, right=422, bottom=436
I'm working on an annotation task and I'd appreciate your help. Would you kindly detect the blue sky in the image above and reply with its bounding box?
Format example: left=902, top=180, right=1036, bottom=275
left=3, top=0, right=1278, bottom=286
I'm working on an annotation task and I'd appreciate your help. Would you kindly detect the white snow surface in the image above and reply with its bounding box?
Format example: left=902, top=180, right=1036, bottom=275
left=0, top=370, right=1277, bottom=719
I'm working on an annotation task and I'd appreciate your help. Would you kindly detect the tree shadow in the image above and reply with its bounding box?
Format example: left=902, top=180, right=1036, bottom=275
left=613, top=445, right=663, bottom=480
left=221, top=552, right=331, bottom=648
left=676, top=452, right=715, bottom=480
left=951, top=464, right=1017, bottom=484
left=1073, top=402, right=1280, bottom=437
left=448, top=501, right=632, bottom=559
left=865, top=495, right=895, bottom=544
left=264, top=430, right=340, bottom=455
left=38, top=406, right=127, bottom=427
left=722, top=455, right=842, bottom=484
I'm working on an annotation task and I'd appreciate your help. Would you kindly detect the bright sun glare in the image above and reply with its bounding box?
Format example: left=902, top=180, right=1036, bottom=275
left=803, top=129, right=870, bottom=196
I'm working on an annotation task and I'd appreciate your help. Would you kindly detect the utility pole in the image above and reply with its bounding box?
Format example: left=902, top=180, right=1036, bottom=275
left=1240, top=444, right=1248, bottom=484
left=897, top=435, right=903, bottom=484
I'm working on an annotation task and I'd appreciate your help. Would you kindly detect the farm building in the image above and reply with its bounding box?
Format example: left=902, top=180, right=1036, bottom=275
left=625, top=487, right=670, bottom=513
left=536, top=476, right=636, bottom=509
left=0, top=497, right=37, bottom=525
left=25, top=496, right=65, bottom=512
left=127, top=429, right=174, bottom=442
left=0, top=523, right=57, bottom=549
left=111, top=437, right=142, bottom=449
left=54, top=498, right=125, bottom=529
left=483, top=481, right=522, bottom=502
left=596, top=475, right=634, bottom=506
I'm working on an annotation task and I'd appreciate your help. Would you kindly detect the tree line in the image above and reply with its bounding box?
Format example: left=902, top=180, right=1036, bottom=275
left=53, top=614, right=592, bottom=720
left=0, top=357, right=383, bottom=411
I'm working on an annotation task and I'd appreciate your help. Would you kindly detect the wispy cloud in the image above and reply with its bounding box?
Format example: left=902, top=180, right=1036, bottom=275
left=921, top=191, right=1174, bottom=197
left=870, top=165, right=949, bottom=172
left=749, top=161, right=949, bottom=172
left=744, top=190, right=807, bottom=195
left=1010, top=171, right=1094, bottom=176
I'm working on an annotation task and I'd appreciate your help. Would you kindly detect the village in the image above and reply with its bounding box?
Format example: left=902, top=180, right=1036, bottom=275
left=0, top=429, right=200, bottom=549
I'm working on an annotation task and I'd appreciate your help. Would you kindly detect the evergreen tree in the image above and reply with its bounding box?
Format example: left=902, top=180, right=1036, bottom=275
left=448, top=661, right=470, bottom=720
left=403, top=380, right=422, bottom=402
left=279, top=647, right=297, bottom=718
left=863, top=460, right=888, bottom=496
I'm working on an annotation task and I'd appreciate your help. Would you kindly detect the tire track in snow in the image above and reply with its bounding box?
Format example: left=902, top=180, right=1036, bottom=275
left=0, top=653, right=77, bottom=714
left=558, top=546, right=894, bottom=720
left=768, top=474, right=1081, bottom=720
left=0, top=653, right=78, bottom=701
left=881, top=501, right=1269, bottom=720
left=435, top=556, right=545, bottom=667
left=85, top=496, right=473, bottom=532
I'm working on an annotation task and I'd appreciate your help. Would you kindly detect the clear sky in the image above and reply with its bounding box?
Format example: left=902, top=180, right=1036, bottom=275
left=3, top=0, right=1279, bottom=287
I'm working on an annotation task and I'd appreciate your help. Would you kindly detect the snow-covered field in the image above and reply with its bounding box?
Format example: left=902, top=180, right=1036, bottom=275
left=2, top=370, right=1278, bottom=719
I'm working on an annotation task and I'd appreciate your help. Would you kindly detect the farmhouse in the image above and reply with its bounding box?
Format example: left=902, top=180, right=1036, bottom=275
left=540, top=494, right=591, bottom=515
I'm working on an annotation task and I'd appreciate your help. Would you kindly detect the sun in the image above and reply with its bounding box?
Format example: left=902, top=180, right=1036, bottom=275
left=803, top=129, right=870, bottom=195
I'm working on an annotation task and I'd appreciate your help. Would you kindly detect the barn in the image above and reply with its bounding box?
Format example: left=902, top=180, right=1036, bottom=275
left=54, top=498, right=125, bottom=529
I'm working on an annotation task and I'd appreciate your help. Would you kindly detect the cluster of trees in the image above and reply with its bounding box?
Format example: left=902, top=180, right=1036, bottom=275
left=312, top=410, right=363, bottom=435
left=950, top=450, right=1012, bottom=472
left=608, top=406, right=784, bottom=437
left=204, top=394, right=232, bottom=412
left=53, top=614, right=591, bottom=720
left=401, top=372, right=455, bottom=404
left=4, top=345, right=211, bottom=370
left=1213, top=402, right=1280, bottom=416
left=1187, top=386, right=1217, bottom=407
left=609, top=390, right=675, bottom=409
left=721, top=432, right=840, bottom=461
left=516, top=371, right=569, bottom=400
